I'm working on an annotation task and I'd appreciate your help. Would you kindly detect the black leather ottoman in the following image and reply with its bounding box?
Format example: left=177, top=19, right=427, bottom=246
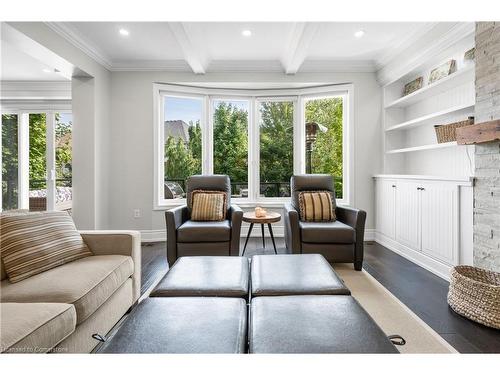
left=151, top=256, right=249, bottom=297
left=98, top=297, right=247, bottom=353
left=250, top=295, right=398, bottom=353
left=251, top=254, right=350, bottom=296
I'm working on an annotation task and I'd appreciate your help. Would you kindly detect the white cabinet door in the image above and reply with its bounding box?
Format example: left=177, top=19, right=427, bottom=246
left=395, top=181, right=421, bottom=250
left=376, top=179, right=396, bottom=239
left=420, top=183, right=458, bottom=265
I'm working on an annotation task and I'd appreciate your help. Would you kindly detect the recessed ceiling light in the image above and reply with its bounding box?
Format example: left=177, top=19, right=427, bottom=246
left=354, top=30, right=365, bottom=38
left=242, top=29, right=252, bottom=37
left=42, top=68, right=51, bottom=73
left=119, top=28, right=130, bottom=36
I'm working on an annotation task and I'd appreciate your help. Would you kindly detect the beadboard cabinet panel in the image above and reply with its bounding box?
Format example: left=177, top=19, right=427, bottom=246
left=395, top=181, right=421, bottom=250
left=375, top=179, right=396, bottom=239
left=420, top=183, right=458, bottom=265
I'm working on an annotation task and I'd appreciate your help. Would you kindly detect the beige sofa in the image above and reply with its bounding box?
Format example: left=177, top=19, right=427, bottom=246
left=1, top=231, right=141, bottom=353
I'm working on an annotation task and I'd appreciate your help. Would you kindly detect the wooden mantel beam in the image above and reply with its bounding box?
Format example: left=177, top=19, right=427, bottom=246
left=456, top=119, right=500, bottom=145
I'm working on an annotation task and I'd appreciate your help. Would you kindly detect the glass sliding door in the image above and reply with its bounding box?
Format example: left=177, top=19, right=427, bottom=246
left=55, top=113, right=73, bottom=211
left=258, top=100, right=294, bottom=198
left=212, top=99, right=249, bottom=198
left=1, top=114, right=19, bottom=211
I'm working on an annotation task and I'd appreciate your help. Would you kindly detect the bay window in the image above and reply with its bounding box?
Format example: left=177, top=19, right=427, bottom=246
left=154, top=84, right=352, bottom=208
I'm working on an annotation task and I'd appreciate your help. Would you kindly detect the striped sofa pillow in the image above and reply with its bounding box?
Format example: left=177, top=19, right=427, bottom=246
left=0, top=211, right=92, bottom=283
left=190, top=190, right=227, bottom=221
left=298, top=191, right=336, bottom=222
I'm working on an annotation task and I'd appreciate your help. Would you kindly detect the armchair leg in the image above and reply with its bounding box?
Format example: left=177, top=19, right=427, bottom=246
left=354, top=261, right=363, bottom=271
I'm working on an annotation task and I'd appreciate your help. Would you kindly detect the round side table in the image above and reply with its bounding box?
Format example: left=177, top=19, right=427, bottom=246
left=241, top=211, right=281, bottom=255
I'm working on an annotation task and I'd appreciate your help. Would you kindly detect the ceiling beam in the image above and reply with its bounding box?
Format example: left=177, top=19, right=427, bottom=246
left=281, top=23, right=319, bottom=75
left=168, top=22, right=207, bottom=74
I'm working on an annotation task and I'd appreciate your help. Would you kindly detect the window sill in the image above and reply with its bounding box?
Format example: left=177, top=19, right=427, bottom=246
left=154, top=198, right=349, bottom=211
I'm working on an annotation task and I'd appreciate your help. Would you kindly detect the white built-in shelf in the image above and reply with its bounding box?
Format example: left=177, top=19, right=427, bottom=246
left=386, top=141, right=458, bottom=154
left=385, top=103, right=475, bottom=132
left=385, top=65, right=474, bottom=109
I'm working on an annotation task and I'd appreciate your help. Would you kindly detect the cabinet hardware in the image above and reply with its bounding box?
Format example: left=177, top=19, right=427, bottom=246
left=392, top=185, right=396, bottom=188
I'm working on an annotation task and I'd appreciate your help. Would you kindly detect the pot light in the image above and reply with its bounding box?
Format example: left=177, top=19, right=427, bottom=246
left=119, top=28, right=130, bottom=36
left=354, top=30, right=365, bottom=38
left=42, top=68, right=51, bottom=73
left=242, top=29, right=252, bottom=37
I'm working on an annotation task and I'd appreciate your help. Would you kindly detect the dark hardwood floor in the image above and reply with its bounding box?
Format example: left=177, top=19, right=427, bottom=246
left=140, top=239, right=500, bottom=353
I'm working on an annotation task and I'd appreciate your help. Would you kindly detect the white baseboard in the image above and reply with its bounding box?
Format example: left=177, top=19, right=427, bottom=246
left=364, top=229, right=375, bottom=241
left=142, top=226, right=375, bottom=243
left=140, top=225, right=285, bottom=243
left=140, top=230, right=166, bottom=243
left=374, top=231, right=451, bottom=281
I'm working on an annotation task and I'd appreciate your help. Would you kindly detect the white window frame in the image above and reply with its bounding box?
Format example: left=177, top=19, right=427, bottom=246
left=153, top=83, right=353, bottom=209
left=0, top=108, right=72, bottom=212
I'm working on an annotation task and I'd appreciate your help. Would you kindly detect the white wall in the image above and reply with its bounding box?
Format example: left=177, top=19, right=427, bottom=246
left=108, top=71, right=382, bottom=236
left=7, top=22, right=111, bottom=230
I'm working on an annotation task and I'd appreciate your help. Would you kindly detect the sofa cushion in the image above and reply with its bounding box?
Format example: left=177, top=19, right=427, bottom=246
left=298, top=191, right=336, bottom=222
left=1, top=302, right=76, bottom=353
left=300, top=220, right=355, bottom=243
left=190, top=190, right=227, bottom=221
left=0, top=255, right=133, bottom=325
left=0, top=211, right=92, bottom=283
left=177, top=220, right=231, bottom=243
left=151, top=256, right=249, bottom=297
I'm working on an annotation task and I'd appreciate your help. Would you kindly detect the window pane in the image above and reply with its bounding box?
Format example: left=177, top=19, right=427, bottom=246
left=2, top=114, right=19, bottom=211
left=259, top=101, right=293, bottom=197
left=213, top=100, right=248, bottom=198
left=305, top=96, right=343, bottom=199
left=28, top=113, right=47, bottom=210
left=164, top=96, right=202, bottom=199
left=55, top=113, right=73, bottom=212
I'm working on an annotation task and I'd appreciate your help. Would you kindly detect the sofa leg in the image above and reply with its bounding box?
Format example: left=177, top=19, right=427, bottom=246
left=354, top=261, right=363, bottom=271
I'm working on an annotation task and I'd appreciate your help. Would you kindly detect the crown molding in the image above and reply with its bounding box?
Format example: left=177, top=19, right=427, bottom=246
left=377, top=22, right=475, bottom=86
left=300, top=60, right=376, bottom=73
left=111, top=60, right=192, bottom=72
left=375, top=22, right=439, bottom=68
left=45, top=22, right=113, bottom=70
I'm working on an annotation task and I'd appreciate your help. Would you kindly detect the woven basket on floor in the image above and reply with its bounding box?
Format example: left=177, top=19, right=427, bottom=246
left=447, top=266, right=500, bottom=329
left=434, top=117, right=474, bottom=143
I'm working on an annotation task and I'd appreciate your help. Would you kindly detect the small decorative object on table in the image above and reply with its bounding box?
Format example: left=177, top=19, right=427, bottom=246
left=429, top=59, right=457, bottom=84
left=403, top=76, right=423, bottom=96
left=464, top=47, right=475, bottom=62
left=448, top=266, right=500, bottom=329
left=255, top=206, right=267, bottom=218
left=434, top=116, right=474, bottom=143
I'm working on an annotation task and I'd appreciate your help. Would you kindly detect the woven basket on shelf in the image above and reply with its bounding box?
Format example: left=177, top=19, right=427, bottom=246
left=434, top=117, right=474, bottom=143
left=447, top=266, right=500, bottom=329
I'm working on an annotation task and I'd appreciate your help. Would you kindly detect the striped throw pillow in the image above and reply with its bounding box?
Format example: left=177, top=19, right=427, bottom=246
left=190, top=190, right=227, bottom=221
left=298, top=191, right=336, bottom=222
left=0, top=211, right=92, bottom=283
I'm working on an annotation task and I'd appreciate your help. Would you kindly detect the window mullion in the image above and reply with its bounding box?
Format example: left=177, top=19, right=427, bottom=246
left=45, top=112, right=56, bottom=211
left=18, top=112, right=29, bottom=210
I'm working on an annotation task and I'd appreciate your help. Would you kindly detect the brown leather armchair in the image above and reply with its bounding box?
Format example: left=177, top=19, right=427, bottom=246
left=165, top=175, right=243, bottom=266
left=284, top=174, right=366, bottom=270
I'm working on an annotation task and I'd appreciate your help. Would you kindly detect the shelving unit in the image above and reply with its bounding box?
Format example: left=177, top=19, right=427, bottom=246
left=385, top=64, right=474, bottom=108
left=385, top=103, right=474, bottom=132
left=382, top=30, right=476, bottom=178
left=386, top=141, right=457, bottom=154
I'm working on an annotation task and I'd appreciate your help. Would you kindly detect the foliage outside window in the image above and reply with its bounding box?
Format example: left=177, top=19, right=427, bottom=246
left=157, top=85, right=348, bottom=205
left=305, top=97, right=344, bottom=199
left=2, top=114, right=19, bottom=211
left=259, top=101, right=294, bottom=197
left=213, top=100, right=249, bottom=197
